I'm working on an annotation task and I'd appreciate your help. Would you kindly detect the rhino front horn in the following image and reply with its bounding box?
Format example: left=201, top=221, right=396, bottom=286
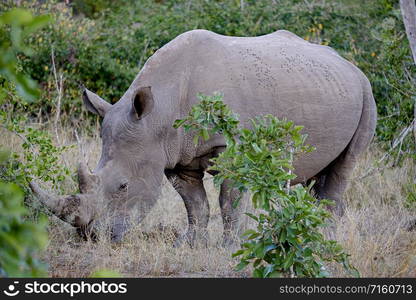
left=78, top=162, right=98, bottom=194
left=29, top=181, right=81, bottom=226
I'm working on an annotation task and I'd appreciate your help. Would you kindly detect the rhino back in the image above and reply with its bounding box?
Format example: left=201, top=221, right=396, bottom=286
left=130, top=30, right=366, bottom=180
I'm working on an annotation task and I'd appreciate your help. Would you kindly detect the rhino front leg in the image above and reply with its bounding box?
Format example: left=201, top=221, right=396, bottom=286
left=165, top=170, right=209, bottom=248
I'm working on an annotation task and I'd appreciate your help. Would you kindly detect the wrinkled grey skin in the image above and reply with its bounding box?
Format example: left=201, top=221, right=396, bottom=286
left=31, top=29, right=377, bottom=245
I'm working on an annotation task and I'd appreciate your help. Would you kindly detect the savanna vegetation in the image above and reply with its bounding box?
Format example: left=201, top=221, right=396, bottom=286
left=0, top=0, right=415, bottom=277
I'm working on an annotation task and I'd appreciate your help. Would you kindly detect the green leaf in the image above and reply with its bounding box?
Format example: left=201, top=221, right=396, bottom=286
left=252, top=143, right=262, bottom=153
left=232, top=249, right=245, bottom=257
left=235, top=260, right=249, bottom=271
left=253, top=268, right=264, bottom=278
left=173, top=119, right=186, bottom=128
left=244, top=213, right=258, bottom=221
left=201, top=128, right=210, bottom=141
left=90, top=269, right=122, bottom=278
left=264, top=244, right=277, bottom=254
left=279, top=229, right=287, bottom=243
left=263, top=264, right=275, bottom=277
left=241, top=229, right=258, bottom=237
left=192, top=134, right=199, bottom=145
left=24, top=15, right=51, bottom=35
left=1, top=9, right=33, bottom=25
left=283, top=251, right=295, bottom=270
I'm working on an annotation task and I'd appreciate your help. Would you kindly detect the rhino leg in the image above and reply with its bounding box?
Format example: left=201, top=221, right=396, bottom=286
left=219, top=179, right=247, bottom=247
left=312, top=151, right=352, bottom=216
left=314, top=76, right=377, bottom=216
left=166, top=170, right=209, bottom=248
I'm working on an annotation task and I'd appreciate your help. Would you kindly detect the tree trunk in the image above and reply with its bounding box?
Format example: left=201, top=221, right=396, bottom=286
left=400, top=0, right=416, bottom=63
left=399, top=0, right=416, bottom=145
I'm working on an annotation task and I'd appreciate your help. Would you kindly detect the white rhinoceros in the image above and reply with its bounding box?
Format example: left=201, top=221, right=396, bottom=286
left=31, top=29, right=377, bottom=245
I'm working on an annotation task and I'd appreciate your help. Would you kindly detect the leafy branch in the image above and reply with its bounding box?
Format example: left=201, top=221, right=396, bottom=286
left=174, top=92, right=358, bottom=278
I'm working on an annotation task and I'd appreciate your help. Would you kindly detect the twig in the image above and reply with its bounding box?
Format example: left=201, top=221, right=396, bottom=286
left=51, top=47, right=64, bottom=145
left=392, top=120, right=414, bottom=149
left=377, top=112, right=400, bottom=121
left=138, top=40, right=149, bottom=69
left=74, top=128, right=85, bottom=162
left=382, top=71, right=413, bottom=98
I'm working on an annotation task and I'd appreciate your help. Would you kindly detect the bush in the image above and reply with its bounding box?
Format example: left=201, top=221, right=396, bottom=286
left=174, top=93, right=358, bottom=277
left=0, top=114, right=70, bottom=190
left=0, top=8, right=56, bottom=277
left=0, top=151, right=48, bottom=277
left=0, top=6, right=69, bottom=191
left=0, top=7, right=50, bottom=102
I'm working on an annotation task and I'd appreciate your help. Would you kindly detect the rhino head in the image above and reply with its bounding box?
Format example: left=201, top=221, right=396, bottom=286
left=31, top=86, right=168, bottom=242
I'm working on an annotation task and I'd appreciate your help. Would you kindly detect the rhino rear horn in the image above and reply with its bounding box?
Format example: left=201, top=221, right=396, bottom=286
left=78, top=162, right=98, bottom=194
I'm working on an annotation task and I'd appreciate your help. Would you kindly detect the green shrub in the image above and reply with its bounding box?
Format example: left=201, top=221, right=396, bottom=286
left=0, top=151, right=48, bottom=277
left=0, top=6, right=69, bottom=191
left=0, top=113, right=70, bottom=190
left=404, top=181, right=416, bottom=211
left=0, top=8, right=50, bottom=277
left=174, top=93, right=358, bottom=277
left=0, top=7, right=50, bottom=102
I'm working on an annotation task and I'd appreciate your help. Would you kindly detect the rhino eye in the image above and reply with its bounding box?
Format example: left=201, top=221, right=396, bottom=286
left=119, top=182, right=128, bottom=191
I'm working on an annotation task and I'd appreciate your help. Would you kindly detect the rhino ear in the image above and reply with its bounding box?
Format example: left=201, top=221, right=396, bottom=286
left=131, top=86, right=154, bottom=119
left=82, top=89, right=112, bottom=117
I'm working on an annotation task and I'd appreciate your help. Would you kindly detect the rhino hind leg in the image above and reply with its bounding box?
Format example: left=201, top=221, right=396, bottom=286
left=312, top=151, right=352, bottom=216
left=165, top=169, right=209, bottom=248
left=313, top=75, right=377, bottom=216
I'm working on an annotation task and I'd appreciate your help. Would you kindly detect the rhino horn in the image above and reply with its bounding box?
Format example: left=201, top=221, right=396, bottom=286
left=78, top=162, right=97, bottom=194
left=29, top=181, right=81, bottom=226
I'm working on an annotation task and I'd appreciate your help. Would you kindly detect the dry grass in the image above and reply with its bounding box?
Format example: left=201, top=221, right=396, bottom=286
left=1, top=122, right=415, bottom=278
left=328, top=150, right=416, bottom=277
